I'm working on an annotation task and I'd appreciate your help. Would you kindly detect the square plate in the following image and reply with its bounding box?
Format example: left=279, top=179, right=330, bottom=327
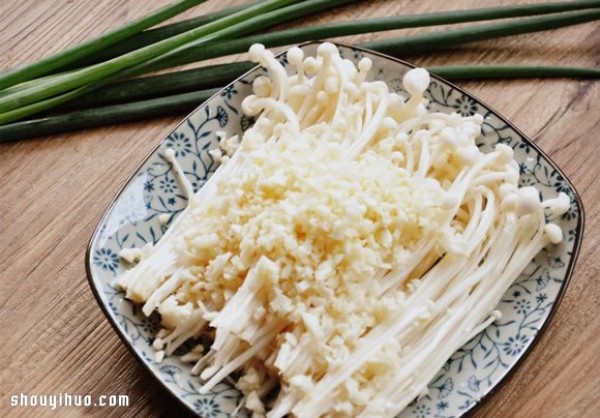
left=86, top=42, right=584, bottom=418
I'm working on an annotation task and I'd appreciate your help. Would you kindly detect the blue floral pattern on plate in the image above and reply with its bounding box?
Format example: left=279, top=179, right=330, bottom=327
left=86, top=42, right=584, bottom=418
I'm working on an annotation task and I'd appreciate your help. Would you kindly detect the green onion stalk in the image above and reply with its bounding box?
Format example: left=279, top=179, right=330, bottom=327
left=0, top=0, right=356, bottom=123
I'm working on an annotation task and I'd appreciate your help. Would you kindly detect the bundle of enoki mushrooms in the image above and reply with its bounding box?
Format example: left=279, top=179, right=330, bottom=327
left=116, top=43, right=570, bottom=417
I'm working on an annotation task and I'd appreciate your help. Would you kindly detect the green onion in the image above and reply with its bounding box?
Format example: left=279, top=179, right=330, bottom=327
left=3, top=1, right=599, bottom=127
left=57, top=4, right=600, bottom=109
left=60, top=0, right=358, bottom=71
left=60, top=0, right=264, bottom=70
left=114, top=0, right=361, bottom=81
left=137, top=2, right=600, bottom=73
left=1, top=1, right=264, bottom=97
left=60, top=62, right=255, bottom=110
left=85, top=0, right=600, bottom=71
left=69, top=61, right=600, bottom=110
left=3, top=1, right=597, bottom=117
left=428, top=65, right=600, bottom=80
left=0, top=89, right=218, bottom=143
left=2, top=64, right=597, bottom=143
left=0, top=88, right=92, bottom=127
left=0, top=71, right=77, bottom=98
left=364, top=8, right=600, bottom=54
left=0, top=0, right=355, bottom=122
left=0, top=0, right=206, bottom=90
left=0, top=0, right=297, bottom=117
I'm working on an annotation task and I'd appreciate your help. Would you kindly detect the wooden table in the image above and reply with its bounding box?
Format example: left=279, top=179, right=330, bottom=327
left=1, top=1, right=599, bottom=417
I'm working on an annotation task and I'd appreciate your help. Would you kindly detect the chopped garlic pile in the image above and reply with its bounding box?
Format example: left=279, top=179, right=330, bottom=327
left=116, top=43, right=569, bottom=418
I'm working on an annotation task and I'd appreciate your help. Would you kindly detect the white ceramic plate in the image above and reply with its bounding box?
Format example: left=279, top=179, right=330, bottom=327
left=86, top=42, right=584, bottom=418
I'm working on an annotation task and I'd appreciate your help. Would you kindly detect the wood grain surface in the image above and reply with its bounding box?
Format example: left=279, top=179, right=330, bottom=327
left=1, top=1, right=599, bottom=417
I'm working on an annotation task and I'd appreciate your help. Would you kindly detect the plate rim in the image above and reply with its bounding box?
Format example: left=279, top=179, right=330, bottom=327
left=85, top=40, right=585, bottom=418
